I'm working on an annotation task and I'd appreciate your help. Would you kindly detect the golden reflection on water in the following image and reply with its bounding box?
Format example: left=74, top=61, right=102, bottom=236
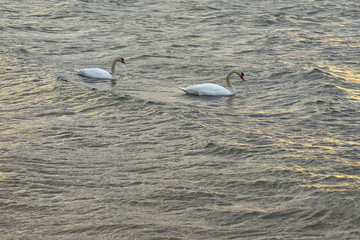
left=323, top=65, right=360, bottom=83
left=335, top=158, right=360, bottom=167
left=320, top=35, right=360, bottom=48
left=317, top=64, right=360, bottom=102
left=300, top=183, right=356, bottom=192
left=275, top=166, right=360, bottom=192
left=0, top=53, right=58, bottom=154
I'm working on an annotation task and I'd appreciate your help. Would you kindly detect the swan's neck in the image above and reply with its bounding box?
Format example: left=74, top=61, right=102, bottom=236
left=225, top=69, right=236, bottom=93
left=110, top=59, right=118, bottom=78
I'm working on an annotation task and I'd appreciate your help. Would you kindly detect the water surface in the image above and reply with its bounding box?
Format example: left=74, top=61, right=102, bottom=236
left=1, top=0, right=360, bottom=239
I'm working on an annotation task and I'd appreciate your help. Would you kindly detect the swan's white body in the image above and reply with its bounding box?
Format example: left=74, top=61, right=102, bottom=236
left=75, top=57, right=125, bottom=80
left=76, top=68, right=114, bottom=79
left=179, top=68, right=245, bottom=96
left=179, top=83, right=234, bottom=96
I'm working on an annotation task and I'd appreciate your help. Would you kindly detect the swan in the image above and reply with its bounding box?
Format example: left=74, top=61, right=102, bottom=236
left=75, top=57, right=126, bottom=80
left=179, top=68, right=245, bottom=96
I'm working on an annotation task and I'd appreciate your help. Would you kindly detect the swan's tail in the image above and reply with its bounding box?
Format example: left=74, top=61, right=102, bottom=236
left=178, top=87, right=189, bottom=93
left=178, top=87, right=197, bottom=95
left=74, top=69, right=86, bottom=77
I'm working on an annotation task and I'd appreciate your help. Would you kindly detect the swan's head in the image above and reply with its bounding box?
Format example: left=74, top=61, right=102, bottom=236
left=115, top=57, right=126, bottom=65
left=233, top=68, right=245, bottom=81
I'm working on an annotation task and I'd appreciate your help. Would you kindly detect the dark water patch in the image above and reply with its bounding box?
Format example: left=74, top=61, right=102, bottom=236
left=35, top=110, right=76, bottom=118
left=303, top=68, right=331, bottom=79
left=262, top=208, right=304, bottom=220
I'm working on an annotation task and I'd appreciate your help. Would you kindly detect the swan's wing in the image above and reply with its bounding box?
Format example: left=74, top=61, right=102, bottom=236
left=75, top=68, right=112, bottom=79
left=179, top=83, right=231, bottom=96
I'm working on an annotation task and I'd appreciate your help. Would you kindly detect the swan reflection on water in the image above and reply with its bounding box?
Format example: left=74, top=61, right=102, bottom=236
left=55, top=75, right=118, bottom=91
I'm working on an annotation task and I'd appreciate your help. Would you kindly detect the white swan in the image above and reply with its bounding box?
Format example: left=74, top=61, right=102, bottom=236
left=75, top=57, right=126, bottom=80
left=179, top=68, right=245, bottom=96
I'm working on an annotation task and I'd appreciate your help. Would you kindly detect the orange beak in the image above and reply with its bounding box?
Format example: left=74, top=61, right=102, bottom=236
left=240, top=73, right=245, bottom=81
